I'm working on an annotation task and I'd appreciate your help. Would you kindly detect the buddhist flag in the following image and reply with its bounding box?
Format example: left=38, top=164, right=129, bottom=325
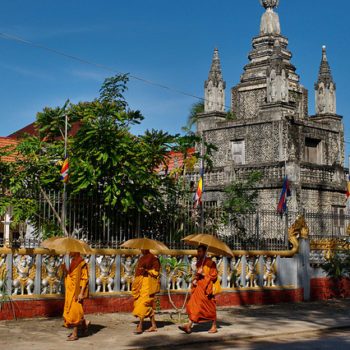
left=346, top=175, right=350, bottom=200
left=277, top=176, right=291, bottom=215
left=60, top=157, right=69, bottom=183
left=194, top=168, right=204, bottom=208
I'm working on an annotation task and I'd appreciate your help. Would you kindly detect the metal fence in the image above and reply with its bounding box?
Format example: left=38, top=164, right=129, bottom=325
left=1, top=191, right=350, bottom=251
left=305, top=211, right=350, bottom=240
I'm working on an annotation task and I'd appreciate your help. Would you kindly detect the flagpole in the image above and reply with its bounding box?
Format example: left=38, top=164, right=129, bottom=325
left=62, top=114, right=68, bottom=237
left=200, top=137, right=205, bottom=232
left=348, top=155, right=350, bottom=214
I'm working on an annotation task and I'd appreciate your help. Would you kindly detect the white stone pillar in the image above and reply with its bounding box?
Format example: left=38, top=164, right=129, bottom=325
left=2, top=209, right=12, bottom=247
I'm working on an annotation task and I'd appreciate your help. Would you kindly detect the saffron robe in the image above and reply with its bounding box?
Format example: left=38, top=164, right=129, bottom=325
left=63, top=257, right=89, bottom=327
left=186, top=257, right=218, bottom=323
left=131, top=253, right=160, bottom=319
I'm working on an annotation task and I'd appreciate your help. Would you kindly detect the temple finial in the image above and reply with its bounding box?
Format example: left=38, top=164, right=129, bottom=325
left=260, top=0, right=279, bottom=10
left=260, top=0, right=281, bottom=35
left=315, top=46, right=336, bottom=115
left=318, top=45, right=333, bottom=85
left=208, top=48, right=223, bottom=82
left=204, top=48, right=226, bottom=113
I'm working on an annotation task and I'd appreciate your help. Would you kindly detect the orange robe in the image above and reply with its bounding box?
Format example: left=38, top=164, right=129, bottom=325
left=63, top=257, right=89, bottom=328
left=186, top=257, right=218, bottom=323
left=131, top=253, right=160, bottom=319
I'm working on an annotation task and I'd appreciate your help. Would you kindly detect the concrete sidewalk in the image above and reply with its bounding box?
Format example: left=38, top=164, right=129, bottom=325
left=1, top=299, right=350, bottom=350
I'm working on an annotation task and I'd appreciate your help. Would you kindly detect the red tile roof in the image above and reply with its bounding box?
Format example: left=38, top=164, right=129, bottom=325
left=158, top=147, right=196, bottom=174
left=0, top=137, right=18, bottom=162
left=8, top=123, right=38, bottom=138
left=9, top=121, right=82, bottom=139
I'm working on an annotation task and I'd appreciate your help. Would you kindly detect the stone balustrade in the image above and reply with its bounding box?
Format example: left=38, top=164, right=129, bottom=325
left=0, top=247, right=301, bottom=298
left=300, top=164, right=335, bottom=184
left=186, top=163, right=286, bottom=188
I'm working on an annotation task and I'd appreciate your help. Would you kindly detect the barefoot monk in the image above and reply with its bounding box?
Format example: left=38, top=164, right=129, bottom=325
left=62, top=252, right=90, bottom=341
left=131, top=249, right=160, bottom=334
left=179, top=245, right=220, bottom=334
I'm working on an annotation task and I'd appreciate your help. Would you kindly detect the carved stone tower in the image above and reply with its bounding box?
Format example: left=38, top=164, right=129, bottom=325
left=204, top=48, right=226, bottom=113
left=315, top=46, right=336, bottom=115
left=197, top=48, right=227, bottom=134
left=195, top=0, right=346, bottom=215
left=231, top=0, right=307, bottom=120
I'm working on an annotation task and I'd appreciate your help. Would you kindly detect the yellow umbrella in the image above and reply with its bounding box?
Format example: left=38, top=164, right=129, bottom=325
left=182, top=233, right=233, bottom=257
left=120, top=238, right=169, bottom=251
left=41, top=236, right=93, bottom=255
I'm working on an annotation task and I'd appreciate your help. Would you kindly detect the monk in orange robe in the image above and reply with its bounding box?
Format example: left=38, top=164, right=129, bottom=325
left=131, top=250, right=160, bottom=334
left=179, top=245, right=219, bottom=334
left=62, top=252, right=90, bottom=341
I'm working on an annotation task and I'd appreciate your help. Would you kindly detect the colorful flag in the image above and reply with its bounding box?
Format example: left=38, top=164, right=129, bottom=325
left=194, top=168, right=204, bottom=208
left=60, top=157, right=69, bottom=183
left=346, top=175, right=350, bottom=200
left=277, top=176, right=291, bottom=214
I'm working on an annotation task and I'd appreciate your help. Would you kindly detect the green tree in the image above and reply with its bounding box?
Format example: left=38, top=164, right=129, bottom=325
left=224, top=171, right=263, bottom=214
left=222, top=171, right=263, bottom=248
left=185, top=101, right=204, bottom=130
left=0, top=74, right=216, bottom=240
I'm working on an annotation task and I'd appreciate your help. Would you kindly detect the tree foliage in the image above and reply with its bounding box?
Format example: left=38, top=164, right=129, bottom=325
left=0, top=74, right=213, bottom=238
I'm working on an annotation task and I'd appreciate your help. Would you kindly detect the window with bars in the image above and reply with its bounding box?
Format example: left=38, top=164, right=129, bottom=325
left=332, top=206, right=346, bottom=235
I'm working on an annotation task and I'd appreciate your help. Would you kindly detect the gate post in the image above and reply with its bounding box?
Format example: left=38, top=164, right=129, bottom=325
left=297, top=237, right=311, bottom=301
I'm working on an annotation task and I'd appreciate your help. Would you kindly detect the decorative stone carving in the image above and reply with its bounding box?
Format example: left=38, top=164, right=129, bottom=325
left=227, top=257, right=242, bottom=288
left=41, top=255, right=63, bottom=294
left=212, top=257, right=223, bottom=286
left=263, top=257, right=276, bottom=287
left=315, top=47, right=336, bottom=115
left=204, top=48, right=226, bottom=113
left=0, top=254, right=7, bottom=297
left=190, top=256, right=197, bottom=275
left=260, top=0, right=279, bottom=8
left=96, top=255, right=115, bottom=293
left=121, top=256, right=137, bottom=291
left=245, top=257, right=259, bottom=288
left=260, top=0, right=281, bottom=35
left=267, top=40, right=289, bottom=103
left=12, top=255, right=35, bottom=295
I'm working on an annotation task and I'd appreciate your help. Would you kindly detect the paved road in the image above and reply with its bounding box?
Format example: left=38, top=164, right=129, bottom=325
left=2, top=300, right=350, bottom=350
left=170, top=330, right=350, bottom=350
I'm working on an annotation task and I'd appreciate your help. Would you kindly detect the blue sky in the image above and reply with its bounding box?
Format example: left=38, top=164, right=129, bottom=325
left=0, top=0, right=349, bottom=158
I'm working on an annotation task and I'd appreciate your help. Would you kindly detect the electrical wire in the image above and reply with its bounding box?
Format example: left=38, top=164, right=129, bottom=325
left=0, top=31, right=349, bottom=145
left=0, top=31, right=232, bottom=108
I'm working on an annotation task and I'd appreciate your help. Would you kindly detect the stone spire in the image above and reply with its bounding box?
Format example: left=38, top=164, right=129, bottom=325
left=204, top=48, right=226, bottom=113
left=317, top=45, right=334, bottom=86
left=260, top=0, right=281, bottom=35
left=315, top=46, right=336, bottom=115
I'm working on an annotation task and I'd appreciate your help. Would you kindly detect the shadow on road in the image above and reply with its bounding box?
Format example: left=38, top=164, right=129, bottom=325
left=79, top=323, right=106, bottom=338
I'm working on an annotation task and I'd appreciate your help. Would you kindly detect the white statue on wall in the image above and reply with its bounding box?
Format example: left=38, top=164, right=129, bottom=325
left=328, top=83, right=336, bottom=114
left=281, top=69, right=289, bottom=102
left=267, top=68, right=289, bottom=103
